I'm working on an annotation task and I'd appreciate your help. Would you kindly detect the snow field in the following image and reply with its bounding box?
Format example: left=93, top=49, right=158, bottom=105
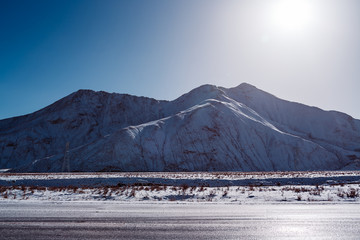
left=0, top=183, right=359, bottom=203
left=1, top=171, right=359, bottom=203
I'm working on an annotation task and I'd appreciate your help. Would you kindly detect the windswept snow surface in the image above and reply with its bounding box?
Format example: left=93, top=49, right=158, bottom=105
left=1, top=83, right=360, bottom=172
left=0, top=171, right=359, bottom=203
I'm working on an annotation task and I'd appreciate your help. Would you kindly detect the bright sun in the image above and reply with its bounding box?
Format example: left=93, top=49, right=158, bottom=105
left=269, top=0, right=315, bottom=33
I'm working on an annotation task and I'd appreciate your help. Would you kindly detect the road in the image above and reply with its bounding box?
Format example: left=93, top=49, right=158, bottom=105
left=0, top=202, right=359, bottom=239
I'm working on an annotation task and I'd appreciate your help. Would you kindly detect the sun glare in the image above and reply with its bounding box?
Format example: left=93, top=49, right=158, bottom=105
left=269, top=0, right=315, bottom=33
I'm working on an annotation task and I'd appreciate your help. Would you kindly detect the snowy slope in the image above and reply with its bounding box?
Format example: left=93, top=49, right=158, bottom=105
left=224, top=83, right=360, bottom=150
left=1, top=83, right=359, bottom=172
left=0, top=90, right=167, bottom=169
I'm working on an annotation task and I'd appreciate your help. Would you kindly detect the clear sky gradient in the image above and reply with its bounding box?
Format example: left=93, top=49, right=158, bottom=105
left=1, top=0, right=359, bottom=120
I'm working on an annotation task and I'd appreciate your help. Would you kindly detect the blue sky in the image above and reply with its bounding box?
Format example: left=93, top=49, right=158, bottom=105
left=1, top=0, right=360, bottom=120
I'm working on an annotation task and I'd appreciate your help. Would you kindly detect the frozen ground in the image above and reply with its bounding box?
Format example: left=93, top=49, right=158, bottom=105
left=1, top=202, right=360, bottom=239
left=0, top=171, right=359, bottom=203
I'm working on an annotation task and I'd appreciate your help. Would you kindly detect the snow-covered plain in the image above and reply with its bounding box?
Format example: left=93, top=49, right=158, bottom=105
left=1, top=171, right=359, bottom=203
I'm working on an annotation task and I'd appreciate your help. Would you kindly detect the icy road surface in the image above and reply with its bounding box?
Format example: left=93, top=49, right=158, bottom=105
left=0, top=202, right=359, bottom=239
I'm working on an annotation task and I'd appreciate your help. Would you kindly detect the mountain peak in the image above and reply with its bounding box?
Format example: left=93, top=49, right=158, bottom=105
left=236, top=82, right=257, bottom=89
left=68, top=89, right=96, bottom=97
left=186, top=84, right=219, bottom=95
left=227, top=83, right=260, bottom=94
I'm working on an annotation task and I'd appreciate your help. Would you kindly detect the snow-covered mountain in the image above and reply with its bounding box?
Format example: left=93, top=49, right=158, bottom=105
left=1, top=83, right=360, bottom=172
